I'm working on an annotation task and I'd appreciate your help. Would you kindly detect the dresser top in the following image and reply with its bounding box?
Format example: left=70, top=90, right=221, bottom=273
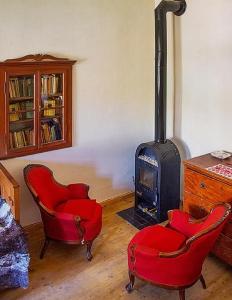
left=184, top=153, right=232, bottom=185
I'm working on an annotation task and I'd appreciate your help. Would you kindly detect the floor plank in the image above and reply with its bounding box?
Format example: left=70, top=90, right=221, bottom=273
left=1, top=196, right=232, bottom=300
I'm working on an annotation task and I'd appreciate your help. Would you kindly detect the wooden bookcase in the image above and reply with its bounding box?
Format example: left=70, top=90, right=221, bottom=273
left=0, top=54, right=76, bottom=159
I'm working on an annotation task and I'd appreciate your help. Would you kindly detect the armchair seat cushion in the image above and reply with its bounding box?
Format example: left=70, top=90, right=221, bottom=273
left=55, top=198, right=100, bottom=220
left=55, top=199, right=102, bottom=241
left=130, top=225, right=187, bottom=253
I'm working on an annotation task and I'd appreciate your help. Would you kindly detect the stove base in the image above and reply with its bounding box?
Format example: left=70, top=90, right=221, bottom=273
left=117, top=207, right=158, bottom=230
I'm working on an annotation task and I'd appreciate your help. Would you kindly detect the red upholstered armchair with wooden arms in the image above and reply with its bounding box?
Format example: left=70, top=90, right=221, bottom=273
left=126, top=203, right=231, bottom=300
left=24, top=164, right=102, bottom=261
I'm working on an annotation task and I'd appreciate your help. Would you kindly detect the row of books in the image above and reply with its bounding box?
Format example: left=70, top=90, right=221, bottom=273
left=9, top=77, right=33, bottom=98
left=9, top=74, right=62, bottom=98
left=10, top=128, right=34, bottom=149
left=41, top=74, right=62, bottom=95
left=41, top=118, right=62, bottom=144
left=43, top=97, right=62, bottom=117
left=9, top=118, right=62, bottom=148
left=9, top=101, right=34, bottom=121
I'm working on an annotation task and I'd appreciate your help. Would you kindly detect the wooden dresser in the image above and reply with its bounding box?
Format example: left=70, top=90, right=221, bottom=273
left=0, top=163, right=20, bottom=221
left=183, top=153, right=232, bottom=265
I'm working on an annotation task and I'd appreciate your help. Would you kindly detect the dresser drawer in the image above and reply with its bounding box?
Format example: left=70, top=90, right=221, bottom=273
left=212, top=233, right=232, bottom=265
left=184, top=168, right=232, bottom=202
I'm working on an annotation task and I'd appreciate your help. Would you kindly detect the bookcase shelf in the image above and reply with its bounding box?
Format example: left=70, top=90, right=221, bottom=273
left=0, top=54, right=76, bottom=159
left=10, top=96, right=34, bottom=102
left=41, top=93, right=62, bottom=97
left=9, top=118, right=34, bottom=124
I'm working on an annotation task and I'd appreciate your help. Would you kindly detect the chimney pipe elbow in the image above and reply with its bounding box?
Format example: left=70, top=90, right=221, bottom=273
left=174, top=1, right=187, bottom=16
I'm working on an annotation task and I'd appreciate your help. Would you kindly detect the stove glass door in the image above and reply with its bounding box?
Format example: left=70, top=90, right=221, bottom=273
left=139, top=167, right=157, bottom=191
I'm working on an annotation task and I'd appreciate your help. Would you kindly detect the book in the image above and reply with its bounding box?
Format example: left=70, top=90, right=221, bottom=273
left=13, top=132, right=19, bottom=148
left=9, top=132, right=14, bottom=149
left=9, top=103, right=21, bottom=121
left=24, top=128, right=33, bottom=145
left=24, top=100, right=34, bottom=119
left=43, top=99, right=56, bottom=116
left=26, top=78, right=33, bottom=97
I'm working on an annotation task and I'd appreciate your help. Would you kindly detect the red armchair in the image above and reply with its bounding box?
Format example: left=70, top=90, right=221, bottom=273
left=126, top=203, right=231, bottom=300
left=24, top=164, right=102, bottom=261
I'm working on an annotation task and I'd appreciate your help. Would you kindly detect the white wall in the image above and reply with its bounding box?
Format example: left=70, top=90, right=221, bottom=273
left=175, top=0, right=232, bottom=157
left=0, top=0, right=155, bottom=226
left=3, top=0, right=230, bottom=226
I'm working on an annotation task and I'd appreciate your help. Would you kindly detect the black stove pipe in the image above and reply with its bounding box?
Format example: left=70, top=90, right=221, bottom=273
left=155, top=0, right=186, bottom=143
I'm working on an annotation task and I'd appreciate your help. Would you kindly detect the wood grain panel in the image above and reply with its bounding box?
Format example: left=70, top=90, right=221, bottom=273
left=183, top=191, right=219, bottom=219
left=221, top=220, right=232, bottom=239
left=212, top=233, right=232, bottom=265
left=184, top=168, right=232, bottom=202
left=0, top=162, right=20, bottom=221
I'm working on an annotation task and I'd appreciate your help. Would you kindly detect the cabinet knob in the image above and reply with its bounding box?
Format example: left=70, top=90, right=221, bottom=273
left=200, top=182, right=206, bottom=189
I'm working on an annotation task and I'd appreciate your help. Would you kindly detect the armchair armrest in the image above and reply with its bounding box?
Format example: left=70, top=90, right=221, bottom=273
left=55, top=211, right=84, bottom=240
left=55, top=211, right=79, bottom=221
left=128, top=243, right=159, bottom=260
left=159, top=244, right=188, bottom=258
left=67, top=183, right=90, bottom=199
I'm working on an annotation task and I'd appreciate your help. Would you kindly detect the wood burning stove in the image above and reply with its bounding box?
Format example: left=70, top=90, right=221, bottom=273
left=117, top=0, right=187, bottom=228
left=135, top=140, right=180, bottom=222
left=134, top=0, right=187, bottom=223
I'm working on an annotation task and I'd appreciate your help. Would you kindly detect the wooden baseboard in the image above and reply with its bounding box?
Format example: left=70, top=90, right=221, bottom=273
left=23, top=221, right=43, bottom=233
left=23, top=192, right=134, bottom=231
left=101, top=191, right=134, bottom=207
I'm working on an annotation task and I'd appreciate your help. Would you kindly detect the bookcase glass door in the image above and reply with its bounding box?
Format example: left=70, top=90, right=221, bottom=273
left=40, top=73, right=64, bottom=144
left=8, top=74, right=35, bottom=150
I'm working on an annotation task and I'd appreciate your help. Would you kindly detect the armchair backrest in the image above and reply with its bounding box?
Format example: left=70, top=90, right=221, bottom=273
left=24, top=164, right=70, bottom=211
left=185, top=203, right=230, bottom=254
left=159, top=204, right=231, bottom=284
left=183, top=205, right=230, bottom=275
left=197, top=204, right=229, bottom=232
left=162, top=203, right=231, bottom=258
left=170, top=204, right=230, bottom=238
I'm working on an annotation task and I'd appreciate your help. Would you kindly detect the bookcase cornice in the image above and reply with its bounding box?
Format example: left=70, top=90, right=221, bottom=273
left=1, top=54, right=77, bottom=66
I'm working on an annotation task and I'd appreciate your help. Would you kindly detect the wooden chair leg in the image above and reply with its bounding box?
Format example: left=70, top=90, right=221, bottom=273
left=200, top=274, right=206, bottom=289
left=125, top=271, right=135, bottom=293
left=179, top=289, right=185, bottom=300
left=40, top=237, right=50, bottom=259
left=86, top=241, right=93, bottom=261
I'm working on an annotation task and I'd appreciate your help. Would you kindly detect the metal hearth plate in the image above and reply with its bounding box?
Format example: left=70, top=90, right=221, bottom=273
left=117, top=207, right=158, bottom=230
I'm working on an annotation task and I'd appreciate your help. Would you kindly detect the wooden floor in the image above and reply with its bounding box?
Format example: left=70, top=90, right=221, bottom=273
left=1, top=196, right=232, bottom=300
